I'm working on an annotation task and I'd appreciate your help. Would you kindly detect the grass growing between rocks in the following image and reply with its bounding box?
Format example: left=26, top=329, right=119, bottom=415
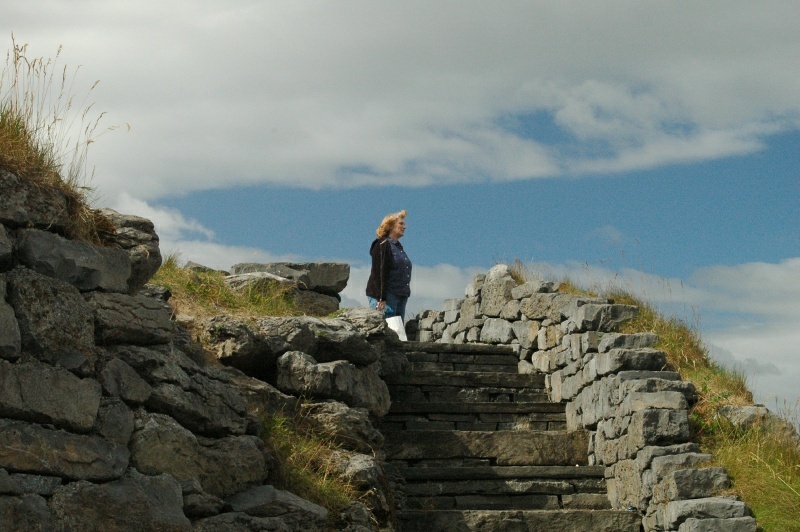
left=550, top=272, right=800, bottom=530
left=0, top=36, right=117, bottom=243
left=151, top=254, right=299, bottom=321
left=261, top=412, right=362, bottom=529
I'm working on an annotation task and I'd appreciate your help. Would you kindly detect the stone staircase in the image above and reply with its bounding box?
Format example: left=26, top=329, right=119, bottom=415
left=381, top=341, right=642, bottom=531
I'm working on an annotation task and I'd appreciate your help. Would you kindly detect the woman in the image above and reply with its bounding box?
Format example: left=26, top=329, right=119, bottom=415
left=366, top=209, right=412, bottom=322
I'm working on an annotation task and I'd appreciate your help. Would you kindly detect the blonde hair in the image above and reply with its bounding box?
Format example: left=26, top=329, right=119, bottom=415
left=376, top=210, right=407, bottom=239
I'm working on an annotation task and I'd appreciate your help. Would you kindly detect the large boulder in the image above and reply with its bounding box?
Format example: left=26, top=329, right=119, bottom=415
left=479, top=264, right=517, bottom=317
left=130, top=413, right=269, bottom=499
left=231, top=262, right=350, bottom=296
left=300, top=401, right=384, bottom=454
left=0, top=419, right=129, bottom=481
left=97, top=209, right=162, bottom=293
left=16, top=229, right=131, bottom=293
left=276, top=352, right=390, bottom=417
left=0, top=359, right=101, bottom=432
left=6, top=268, right=96, bottom=375
left=86, top=292, right=173, bottom=346
left=49, top=469, right=190, bottom=531
left=225, top=485, right=328, bottom=530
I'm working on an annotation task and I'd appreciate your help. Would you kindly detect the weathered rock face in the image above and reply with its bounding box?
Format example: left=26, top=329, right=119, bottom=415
left=16, top=229, right=131, bottom=293
left=276, top=352, right=391, bottom=417
left=231, top=262, right=350, bottom=296
left=6, top=267, right=96, bottom=374
left=202, top=314, right=380, bottom=383
left=97, top=208, right=163, bottom=294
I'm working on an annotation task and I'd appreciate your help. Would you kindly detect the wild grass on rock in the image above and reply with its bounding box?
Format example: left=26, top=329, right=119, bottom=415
left=151, top=254, right=299, bottom=321
left=0, top=36, right=119, bottom=243
left=261, top=411, right=363, bottom=529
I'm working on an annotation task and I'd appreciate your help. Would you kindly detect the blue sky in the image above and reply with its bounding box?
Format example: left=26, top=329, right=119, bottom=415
left=3, top=1, right=798, bottom=409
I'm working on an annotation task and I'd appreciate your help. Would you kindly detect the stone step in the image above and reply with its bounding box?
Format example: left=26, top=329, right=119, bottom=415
left=407, top=350, right=519, bottom=367
left=404, top=342, right=517, bottom=356
left=387, top=384, right=549, bottom=404
left=397, top=509, right=642, bottom=531
left=409, top=361, right=520, bottom=373
left=384, top=430, right=590, bottom=466
left=380, top=411, right=566, bottom=433
left=405, top=492, right=610, bottom=511
left=399, top=465, right=605, bottom=481
left=384, top=371, right=546, bottom=389
left=388, top=402, right=564, bottom=415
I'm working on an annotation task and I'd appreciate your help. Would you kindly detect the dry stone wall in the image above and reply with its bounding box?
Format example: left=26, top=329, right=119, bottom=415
left=411, top=264, right=757, bottom=531
left=0, top=174, right=399, bottom=530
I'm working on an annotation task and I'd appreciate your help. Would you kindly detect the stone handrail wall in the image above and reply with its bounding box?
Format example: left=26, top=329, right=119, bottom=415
left=410, top=264, right=757, bottom=531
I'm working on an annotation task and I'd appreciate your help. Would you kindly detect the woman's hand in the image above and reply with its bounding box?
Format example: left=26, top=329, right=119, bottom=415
left=377, top=300, right=386, bottom=311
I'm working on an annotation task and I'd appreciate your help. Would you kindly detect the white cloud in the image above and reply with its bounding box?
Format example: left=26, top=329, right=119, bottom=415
left=3, top=1, right=798, bottom=199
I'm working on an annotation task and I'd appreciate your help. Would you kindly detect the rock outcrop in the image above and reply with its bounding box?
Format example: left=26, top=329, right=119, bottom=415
left=0, top=171, right=393, bottom=530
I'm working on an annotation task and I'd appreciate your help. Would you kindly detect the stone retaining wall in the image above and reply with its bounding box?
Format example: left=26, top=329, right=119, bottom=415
left=411, top=263, right=757, bottom=531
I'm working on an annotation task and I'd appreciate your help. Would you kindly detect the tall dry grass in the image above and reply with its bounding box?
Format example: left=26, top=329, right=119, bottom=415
left=0, top=36, right=122, bottom=242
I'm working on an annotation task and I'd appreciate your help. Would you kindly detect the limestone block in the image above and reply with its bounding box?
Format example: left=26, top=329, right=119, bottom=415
left=582, top=331, right=600, bottom=353
left=652, top=467, right=730, bottom=504
left=537, top=324, right=562, bottom=350
left=94, top=397, right=135, bottom=446
left=620, top=378, right=697, bottom=405
left=300, top=401, right=384, bottom=454
left=0, top=359, right=102, bottom=432
left=96, top=209, right=163, bottom=293
left=716, top=405, right=770, bottom=430
left=466, top=326, right=481, bottom=343
left=104, top=344, right=194, bottom=388
left=443, top=309, right=460, bottom=324
left=418, top=316, right=436, bottom=330
left=595, top=348, right=667, bottom=376
left=519, top=293, right=574, bottom=321
left=130, top=413, right=268, bottom=498
left=49, top=470, right=190, bottom=531
left=664, top=497, right=750, bottom=529
left=518, top=359, right=535, bottom=374
left=571, top=303, right=638, bottom=332
left=499, top=299, right=521, bottom=320
left=99, top=358, right=153, bottom=405
left=230, top=262, right=350, bottom=295
left=145, top=372, right=250, bottom=437
left=511, top=320, right=539, bottom=350
left=276, top=352, right=390, bottom=417
left=0, top=279, right=21, bottom=361
left=479, top=264, right=516, bottom=317
left=16, top=229, right=130, bottom=293
left=226, top=485, right=328, bottom=529
left=480, top=318, right=514, bottom=344
left=465, top=273, right=485, bottom=297
left=87, top=292, right=173, bottom=346
left=418, top=330, right=434, bottom=342
left=511, top=280, right=559, bottom=299
left=292, top=289, right=340, bottom=316
left=224, top=271, right=294, bottom=292
left=678, top=516, right=757, bottom=531
left=0, top=170, right=69, bottom=230
left=6, top=268, right=95, bottom=374
left=0, top=419, right=129, bottom=481
left=626, top=410, right=690, bottom=457
left=598, top=332, right=658, bottom=353
left=620, top=391, right=689, bottom=416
